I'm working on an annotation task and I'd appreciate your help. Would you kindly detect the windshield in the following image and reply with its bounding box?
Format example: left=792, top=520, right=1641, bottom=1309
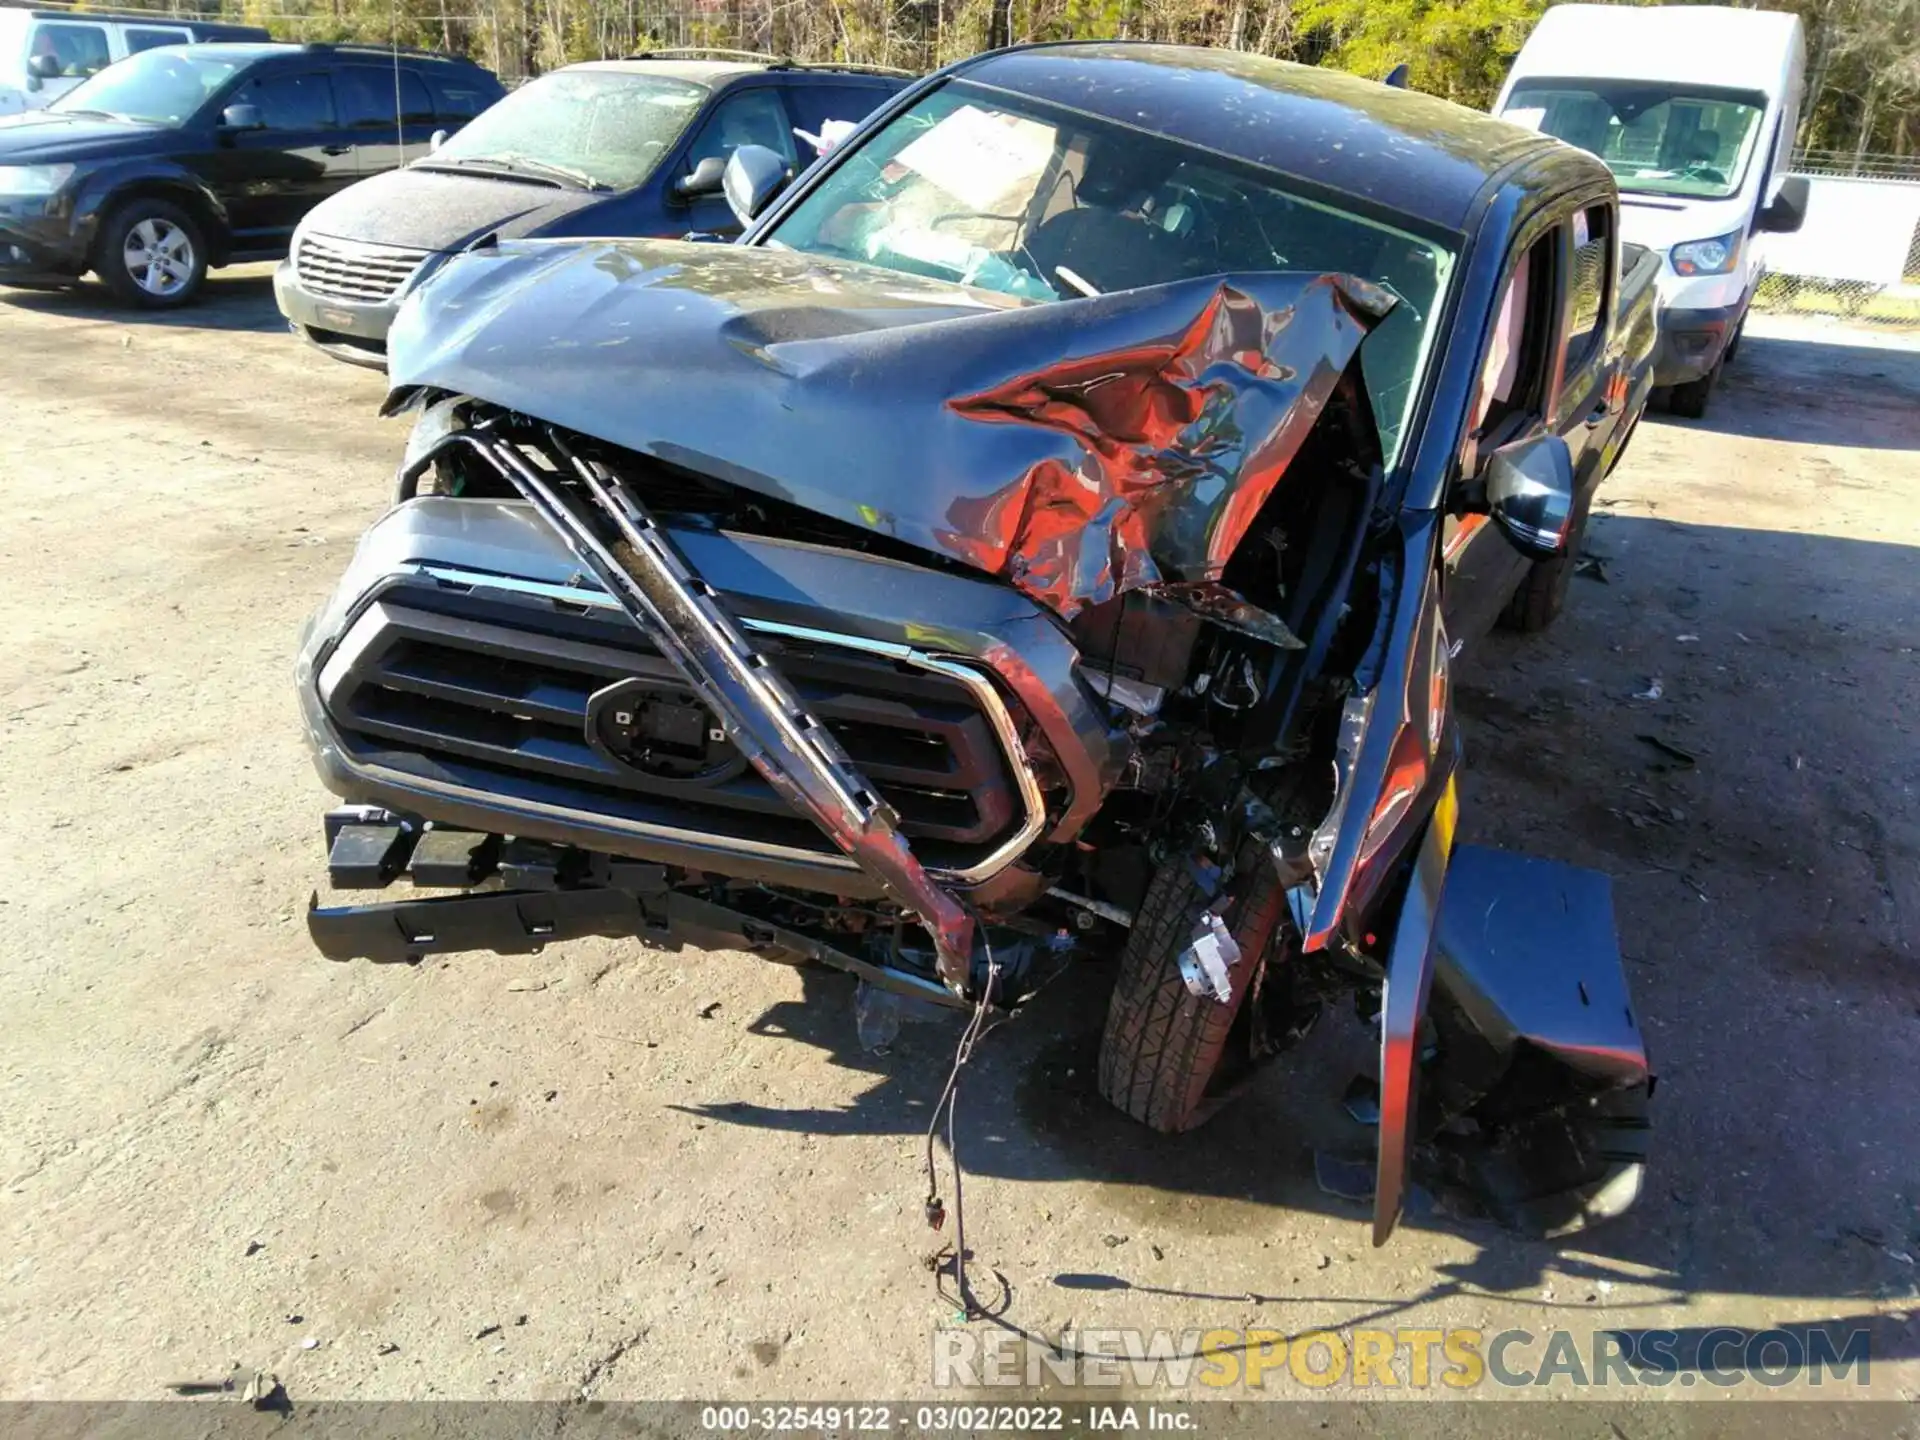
left=48, top=48, right=245, bottom=125
left=763, top=82, right=1455, bottom=465
left=1504, top=80, right=1768, bottom=199
left=427, top=69, right=705, bottom=190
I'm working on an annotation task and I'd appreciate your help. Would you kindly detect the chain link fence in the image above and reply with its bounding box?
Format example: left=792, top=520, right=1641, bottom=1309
left=1753, top=152, right=1920, bottom=328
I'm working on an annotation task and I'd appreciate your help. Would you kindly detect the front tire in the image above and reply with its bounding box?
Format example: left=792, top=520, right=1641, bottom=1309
left=95, top=199, right=207, bottom=308
left=1097, top=856, right=1290, bottom=1134
left=1666, top=358, right=1718, bottom=419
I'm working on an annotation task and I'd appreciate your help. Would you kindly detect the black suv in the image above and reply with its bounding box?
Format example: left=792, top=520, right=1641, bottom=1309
left=0, top=41, right=503, bottom=307
left=274, top=52, right=907, bottom=367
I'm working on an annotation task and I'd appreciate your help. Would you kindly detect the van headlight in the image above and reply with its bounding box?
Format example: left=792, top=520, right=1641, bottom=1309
left=1669, top=231, right=1742, bottom=277
left=0, top=164, right=75, bottom=197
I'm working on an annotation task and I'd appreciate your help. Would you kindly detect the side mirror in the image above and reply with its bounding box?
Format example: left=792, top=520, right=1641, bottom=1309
left=27, top=53, right=62, bottom=81
left=428, top=128, right=449, bottom=153
left=721, top=144, right=787, bottom=226
left=674, top=154, right=727, bottom=200
left=220, top=102, right=264, bottom=131
left=1483, top=433, right=1575, bottom=560
left=1757, top=174, right=1810, bottom=234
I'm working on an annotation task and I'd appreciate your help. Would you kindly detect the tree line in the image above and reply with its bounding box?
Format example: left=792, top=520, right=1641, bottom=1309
left=37, top=0, right=1920, bottom=158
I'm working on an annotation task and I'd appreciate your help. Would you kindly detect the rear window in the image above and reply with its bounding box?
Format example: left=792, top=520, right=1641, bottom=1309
left=337, top=66, right=434, bottom=127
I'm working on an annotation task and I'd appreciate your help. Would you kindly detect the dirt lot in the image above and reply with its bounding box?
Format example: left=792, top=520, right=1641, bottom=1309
left=2, top=268, right=1917, bottom=1414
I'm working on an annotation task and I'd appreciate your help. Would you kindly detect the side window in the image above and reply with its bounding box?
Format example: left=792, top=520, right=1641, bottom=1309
left=788, top=83, right=889, bottom=158
left=683, top=88, right=797, bottom=172
left=395, top=70, right=435, bottom=125
left=1464, top=232, right=1557, bottom=471
left=237, top=71, right=336, bottom=130
left=427, top=72, right=492, bottom=124
left=28, top=23, right=110, bottom=78
left=1563, top=204, right=1612, bottom=369
left=337, top=67, right=432, bottom=128
left=126, top=28, right=193, bottom=55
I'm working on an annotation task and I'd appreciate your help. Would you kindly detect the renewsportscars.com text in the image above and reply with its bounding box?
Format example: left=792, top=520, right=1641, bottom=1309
left=933, top=1325, right=1872, bottom=1391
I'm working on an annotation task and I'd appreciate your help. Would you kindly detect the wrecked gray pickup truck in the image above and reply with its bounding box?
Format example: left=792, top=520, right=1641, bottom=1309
left=300, top=43, right=1658, bottom=1242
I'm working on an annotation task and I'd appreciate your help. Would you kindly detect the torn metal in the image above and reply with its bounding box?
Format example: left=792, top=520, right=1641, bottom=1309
left=385, top=238, right=1392, bottom=621
left=428, top=422, right=977, bottom=992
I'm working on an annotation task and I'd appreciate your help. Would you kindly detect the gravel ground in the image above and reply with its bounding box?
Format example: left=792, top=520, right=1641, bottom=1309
left=1, top=270, right=1916, bottom=1413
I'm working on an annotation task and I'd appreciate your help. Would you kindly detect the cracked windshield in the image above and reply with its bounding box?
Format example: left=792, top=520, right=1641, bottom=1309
left=767, top=81, right=1455, bottom=464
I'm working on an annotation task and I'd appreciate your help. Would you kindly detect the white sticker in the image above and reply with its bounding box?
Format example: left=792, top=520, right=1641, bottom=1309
left=894, top=103, right=1058, bottom=213
left=1505, top=106, right=1547, bottom=132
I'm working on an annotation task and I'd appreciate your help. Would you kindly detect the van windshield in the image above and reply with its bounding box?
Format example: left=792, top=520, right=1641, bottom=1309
left=425, top=70, right=705, bottom=191
left=1504, top=80, right=1767, bottom=199
left=47, top=48, right=245, bottom=125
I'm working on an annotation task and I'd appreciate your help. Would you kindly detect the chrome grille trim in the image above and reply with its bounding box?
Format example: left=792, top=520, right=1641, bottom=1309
left=295, top=233, right=431, bottom=303
left=322, top=563, right=1049, bottom=885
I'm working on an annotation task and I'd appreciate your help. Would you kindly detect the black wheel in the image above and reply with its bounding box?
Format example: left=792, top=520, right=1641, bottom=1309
left=1097, top=855, right=1291, bottom=1134
left=1723, top=317, right=1745, bottom=366
left=1666, top=359, right=1718, bottom=420
left=94, top=198, right=207, bottom=308
left=1499, top=487, right=1593, bottom=633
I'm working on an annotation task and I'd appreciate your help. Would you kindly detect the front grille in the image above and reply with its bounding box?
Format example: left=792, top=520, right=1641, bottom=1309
left=295, top=233, right=430, bottom=303
left=318, top=583, right=1030, bottom=875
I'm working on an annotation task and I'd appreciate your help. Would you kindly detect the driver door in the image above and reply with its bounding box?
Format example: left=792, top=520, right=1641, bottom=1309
left=1442, top=226, right=1561, bottom=643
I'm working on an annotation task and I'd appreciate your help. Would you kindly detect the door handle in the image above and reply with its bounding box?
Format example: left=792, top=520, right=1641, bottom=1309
left=322, top=144, right=351, bottom=156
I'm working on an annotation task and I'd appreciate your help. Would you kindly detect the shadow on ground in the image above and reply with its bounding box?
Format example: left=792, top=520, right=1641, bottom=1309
left=1651, top=328, right=1920, bottom=451
left=0, top=270, right=284, bottom=334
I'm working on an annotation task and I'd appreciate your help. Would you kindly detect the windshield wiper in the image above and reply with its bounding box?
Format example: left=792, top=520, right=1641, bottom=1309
left=420, top=154, right=606, bottom=191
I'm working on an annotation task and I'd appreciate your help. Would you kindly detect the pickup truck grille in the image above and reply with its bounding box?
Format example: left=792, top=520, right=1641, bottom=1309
left=316, top=583, right=1030, bottom=876
left=295, top=233, right=430, bottom=303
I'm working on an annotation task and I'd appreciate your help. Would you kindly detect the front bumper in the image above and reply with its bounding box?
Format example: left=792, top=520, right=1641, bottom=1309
left=275, top=258, right=400, bottom=369
left=299, top=496, right=1120, bottom=912
left=1652, top=300, right=1745, bottom=387
left=0, top=195, right=88, bottom=282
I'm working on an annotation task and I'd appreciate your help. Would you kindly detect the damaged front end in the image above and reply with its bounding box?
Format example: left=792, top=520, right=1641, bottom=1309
left=299, top=236, right=1647, bottom=1242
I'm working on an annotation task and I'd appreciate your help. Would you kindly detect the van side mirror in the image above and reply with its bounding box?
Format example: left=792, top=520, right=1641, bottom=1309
left=1757, top=174, right=1809, bottom=234
left=220, top=102, right=264, bottom=131
left=27, top=53, right=62, bottom=81
left=722, top=144, right=788, bottom=226
left=1483, top=433, right=1575, bottom=560
left=674, top=154, right=727, bottom=200
left=429, top=128, right=449, bottom=153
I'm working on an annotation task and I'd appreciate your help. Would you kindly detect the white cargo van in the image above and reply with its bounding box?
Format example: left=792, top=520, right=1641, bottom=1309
left=1496, top=4, right=1809, bottom=417
left=0, top=9, right=268, bottom=118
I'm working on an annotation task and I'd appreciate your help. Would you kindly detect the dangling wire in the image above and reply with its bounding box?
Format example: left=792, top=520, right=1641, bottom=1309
left=923, top=943, right=1005, bottom=1320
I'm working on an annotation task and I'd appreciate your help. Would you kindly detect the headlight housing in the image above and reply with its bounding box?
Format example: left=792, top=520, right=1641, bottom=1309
left=1669, top=231, right=1742, bottom=277
left=0, top=163, right=76, bottom=197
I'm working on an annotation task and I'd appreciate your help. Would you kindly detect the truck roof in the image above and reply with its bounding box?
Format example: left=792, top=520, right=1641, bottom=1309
left=954, top=43, right=1564, bottom=233
left=1503, top=4, right=1805, bottom=99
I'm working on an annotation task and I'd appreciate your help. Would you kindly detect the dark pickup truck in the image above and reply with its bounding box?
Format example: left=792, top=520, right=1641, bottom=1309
left=300, top=43, right=1657, bottom=1244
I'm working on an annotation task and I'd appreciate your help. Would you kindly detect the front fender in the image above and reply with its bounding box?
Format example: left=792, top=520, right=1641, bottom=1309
left=72, top=162, right=230, bottom=253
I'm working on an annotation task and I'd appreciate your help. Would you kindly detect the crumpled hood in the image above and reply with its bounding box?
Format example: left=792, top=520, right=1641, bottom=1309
left=388, top=236, right=1391, bottom=617
left=301, top=165, right=605, bottom=253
